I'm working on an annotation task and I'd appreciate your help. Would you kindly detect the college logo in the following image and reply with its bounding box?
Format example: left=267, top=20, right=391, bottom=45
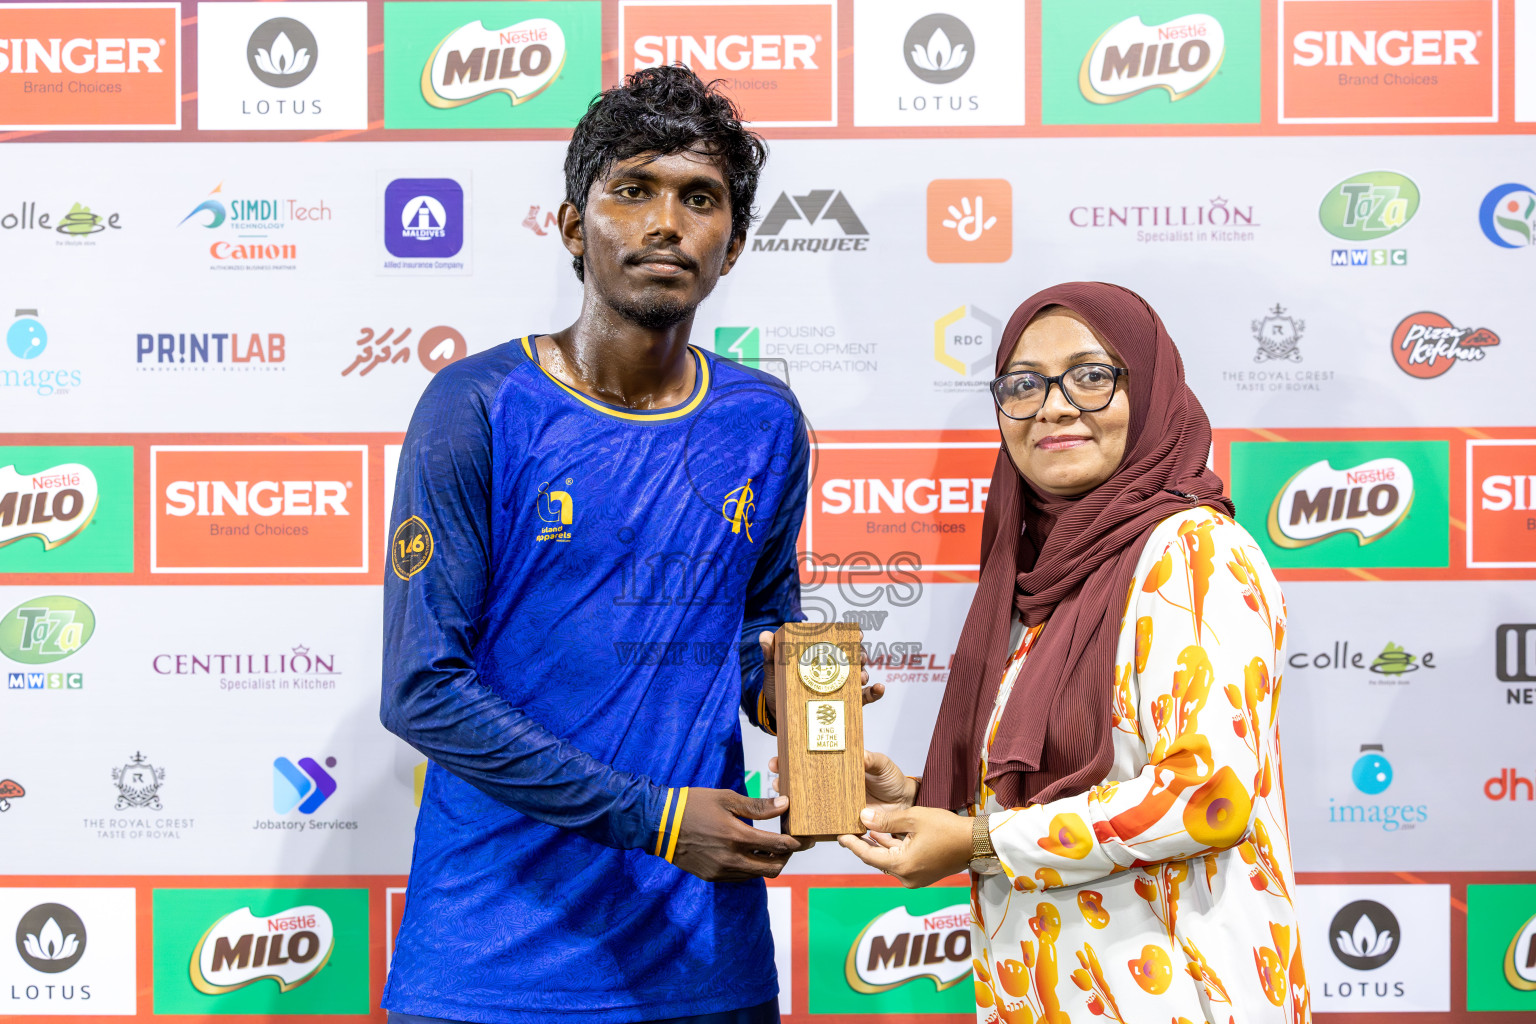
left=852, top=1, right=1024, bottom=127
left=1278, top=0, right=1496, bottom=123
left=197, top=3, right=368, bottom=129
left=808, top=888, right=972, bottom=1013
left=1330, top=900, right=1399, bottom=969
left=927, top=179, right=1011, bottom=263
left=192, top=905, right=334, bottom=994
left=753, top=190, right=868, bottom=253
left=150, top=445, right=368, bottom=574
left=0, top=778, right=24, bottom=811
left=384, top=2, right=601, bottom=129
left=112, top=752, right=164, bottom=811
left=1391, top=312, right=1498, bottom=378
left=16, top=902, right=86, bottom=974
left=621, top=1, right=835, bottom=126
left=0, top=595, right=94, bottom=665
left=1480, top=183, right=1536, bottom=248
left=384, top=179, right=464, bottom=258
left=0, top=463, right=98, bottom=553
left=273, top=757, right=337, bottom=815
left=1252, top=304, right=1304, bottom=363
left=1467, top=886, right=1536, bottom=1010
left=1319, top=171, right=1420, bottom=240
left=934, top=305, right=1000, bottom=378
left=1267, top=457, right=1412, bottom=548
left=1079, top=14, right=1224, bottom=104
left=0, top=3, right=180, bottom=130
left=1469, top=443, right=1536, bottom=569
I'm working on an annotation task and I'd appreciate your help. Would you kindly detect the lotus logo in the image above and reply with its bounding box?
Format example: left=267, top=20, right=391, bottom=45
left=903, top=14, right=974, bottom=85
left=191, top=905, right=334, bottom=994
left=1267, top=457, right=1413, bottom=549
left=845, top=903, right=971, bottom=994
left=1080, top=14, right=1224, bottom=104
left=16, top=903, right=87, bottom=974
left=1328, top=899, right=1400, bottom=970
left=423, top=19, right=567, bottom=109
left=247, top=18, right=318, bottom=88
left=0, top=463, right=100, bottom=553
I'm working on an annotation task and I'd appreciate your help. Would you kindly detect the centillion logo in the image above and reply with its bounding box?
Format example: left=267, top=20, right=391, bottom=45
left=722, top=480, right=755, bottom=541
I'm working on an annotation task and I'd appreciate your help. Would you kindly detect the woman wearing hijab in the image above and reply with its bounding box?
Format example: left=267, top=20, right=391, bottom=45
left=838, top=283, right=1308, bottom=1023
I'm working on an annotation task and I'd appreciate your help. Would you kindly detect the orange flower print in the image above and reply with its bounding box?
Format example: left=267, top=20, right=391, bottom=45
left=1254, top=946, right=1287, bottom=1006
left=1077, top=891, right=1110, bottom=929
left=1143, top=548, right=1173, bottom=592
left=1072, top=943, right=1128, bottom=1022
left=1037, top=813, right=1094, bottom=860
left=1179, top=939, right=1233, bottom=1005
left=1183, top=766, right=1254, bottom=849
left=1128, top=943, right=1173, bottom=994
left=1135, top=616, right=1154, bottom=673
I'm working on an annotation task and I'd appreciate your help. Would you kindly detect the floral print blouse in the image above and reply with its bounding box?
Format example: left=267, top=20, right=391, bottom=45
left=970, top=508, right=1310, bottom=1024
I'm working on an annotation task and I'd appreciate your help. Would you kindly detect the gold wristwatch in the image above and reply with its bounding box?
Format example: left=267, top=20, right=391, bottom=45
left=970, top=813, right=998, bottom=874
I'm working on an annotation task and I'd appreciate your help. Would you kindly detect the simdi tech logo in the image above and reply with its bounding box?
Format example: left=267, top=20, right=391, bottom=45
left=1278, top=0, right=1496, bottom=124
left=0, top=3, right=180, bottom=130
left=1228, top=439, right=1449, bottom=570
left=383, top=2, right=602, bottom=129
left=1466, top=885, right=1536, bottom=1011
left=149, top=446, right=368, bottom=574
left=1040, top=0, right=1260, bottom=125
left=807, top=887, right=972, bottom=1014
left=620, top=0, right=836, bottom=127
left=152, top=888, right=368, bottom=1014
left=0, top=446, right=134, bottom=574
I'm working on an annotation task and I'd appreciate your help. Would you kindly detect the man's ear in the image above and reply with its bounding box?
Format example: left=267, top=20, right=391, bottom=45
left=556, top=201, right=585, bottom=263
left=719, top=230, right=747, bottom=277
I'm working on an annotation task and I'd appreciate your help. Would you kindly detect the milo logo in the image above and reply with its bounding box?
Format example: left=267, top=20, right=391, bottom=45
left=0, top=462, right=99, bottom=552
left=1268, top=458, right=1413, bottom=549
left=845, top=903, right=971, bottom=994
left=1080, top=14, right=1224, bottom=104
left=0, top=595, right=95, bottom=664
left=423, top=18, right=567, bottom=109
left=1319, top=171, right=1420, bottom=241
left=191, top=905, right=334, bottom=995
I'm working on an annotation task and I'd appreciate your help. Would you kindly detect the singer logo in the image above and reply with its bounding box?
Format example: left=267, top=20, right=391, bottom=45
left=1267, top=457, right=1413, bottom=549
left=1079, top=14, right=1225, bottom=104
left=0, top=3, right=180, bottom=130
left=1468, top=441, right=1536, bottom=568
left=421, top=18, right=567, bottom=109
left=619, top=1, right=835, bottom=126
left=1278, top=0, right=1496, bottom=123
left=191, top=905, right=334, bottom=994
left=150, top=446, right=368, bottom=574
left=0, top=463, right=98, bottom=553
left=846, top=903, right=971, bottom=994
left=803, top=438, right=996, bottom=580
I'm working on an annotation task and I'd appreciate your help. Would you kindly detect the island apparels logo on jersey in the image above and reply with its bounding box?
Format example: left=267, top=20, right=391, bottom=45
left=112, top=752, right=165, bottom=811
left=721, top=480, right=755, bottom=541
left=536, top=480, right=574, bottom=542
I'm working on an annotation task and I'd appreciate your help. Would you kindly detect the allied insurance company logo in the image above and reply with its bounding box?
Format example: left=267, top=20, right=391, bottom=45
left=927, top=179, right=1011, bottom=263
left=2, top=594, right=94, bottom=694
left=149, top=445, right=369, bottom=574
left=1078, top=13, right=1224, bottom=105
left=383, top=178, right=464, bottom=259
left=620, top=1, right=836, bottom=127
left=1320, top=170, right=1419, bottom=267
left=1468, top=441, right=1536, bottom=569
left=1278, top=0, right=1496, bottom=124
left=1391, top=312, right=1499, bottom=379
left=0, top=2, right=180, bottom=130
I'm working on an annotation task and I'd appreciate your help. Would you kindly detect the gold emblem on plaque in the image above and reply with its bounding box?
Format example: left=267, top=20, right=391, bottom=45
left=798, top=641, right=850, bottom=694
left=807, top=700, right=846, bottom=751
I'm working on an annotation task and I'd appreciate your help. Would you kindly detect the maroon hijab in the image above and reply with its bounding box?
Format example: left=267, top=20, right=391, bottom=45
left=918, top=282, right=1233, bottom=811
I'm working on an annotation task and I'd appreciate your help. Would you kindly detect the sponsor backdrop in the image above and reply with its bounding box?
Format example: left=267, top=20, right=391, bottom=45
left=1, top=0, right=1534, bottom=1021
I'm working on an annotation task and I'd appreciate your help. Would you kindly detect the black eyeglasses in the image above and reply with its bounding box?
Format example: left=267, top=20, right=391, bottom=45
left=990, top=363, right=1128, bottom=420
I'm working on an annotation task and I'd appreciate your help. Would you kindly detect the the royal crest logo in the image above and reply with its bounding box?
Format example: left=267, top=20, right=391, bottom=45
left=1252, top=304, right=1304, bottom=363
left=112, top=751, right=164, bottom=811
left=421, top=18, right=566, bottom=109
left=1079, top=14, right=1224, bottom=105
left=1391, top=312, right=1499, bottom=379
left=1267, top=458, right=1414, bottom=549
left=536, top=480, right=573, bottom=543
left=845, top=903, right=972, bottom=994
left=722, top=480, right=755, bottom=541
left=0, top=463, right=99, bottom=552
left=190, top=905, right=335, bottom=994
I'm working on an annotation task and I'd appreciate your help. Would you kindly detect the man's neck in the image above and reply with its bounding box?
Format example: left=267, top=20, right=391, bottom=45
left=541, top=298, right=698, bottom=411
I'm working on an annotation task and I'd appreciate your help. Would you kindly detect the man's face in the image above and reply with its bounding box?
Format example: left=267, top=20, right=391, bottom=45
left=565, top=148, right=744, bottom=329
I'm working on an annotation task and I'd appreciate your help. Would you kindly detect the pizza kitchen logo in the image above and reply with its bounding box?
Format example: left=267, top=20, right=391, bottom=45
left=190, top=905, right=335, bottom=994
left=1267, top=457, right=1413, bottom=549
left=1391, top=312, right=1499, bottom=379
left=1079, top=13, right=1224, bottom=105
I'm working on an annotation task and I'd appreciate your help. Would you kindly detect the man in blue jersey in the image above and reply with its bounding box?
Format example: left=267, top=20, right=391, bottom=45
left=380, top=67, right=857, bottom=1024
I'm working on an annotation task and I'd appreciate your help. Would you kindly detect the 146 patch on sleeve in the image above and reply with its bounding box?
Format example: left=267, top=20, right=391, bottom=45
left=391, top=516, right=434, bottom=580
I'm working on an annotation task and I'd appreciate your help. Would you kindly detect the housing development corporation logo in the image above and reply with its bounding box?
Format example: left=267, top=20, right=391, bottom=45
left=1079, top=14, right=1224, bottom=104
left=0, top=3, right=180, bottom=130
left=1480, top=183, right=1536, bottom=248
left=1468, top=442, right=1536, bottom=569
left=754, top=190, right=868, bottom=253
left=1278, top=0, right=1496, bottom=123
left=1391, top=312, right=1499, bottom=378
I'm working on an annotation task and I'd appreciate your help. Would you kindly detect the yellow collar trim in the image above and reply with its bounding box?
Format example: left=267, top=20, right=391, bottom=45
left=521, top=336, right=710, bottom=422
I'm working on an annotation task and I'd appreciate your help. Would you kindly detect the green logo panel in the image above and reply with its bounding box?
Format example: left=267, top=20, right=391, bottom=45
left=1229, top=440, right=1449, bottom=569
left=807, top=886, right=972, bottom=1015
left=0, top=594, right=95, bottom=663
left=0, top=445, right=133, bottom=574
left=153, top=888, right=370, bottom=1015
left=1318, top=171, right=1421, bottom=241
left=1466, top=885, right=1536, bottom=1011
left=715, top=327, right=761, bottom=363
left=1040, top=0, right=1260, bottom=125
left=383, top=2, right=602, bottom=129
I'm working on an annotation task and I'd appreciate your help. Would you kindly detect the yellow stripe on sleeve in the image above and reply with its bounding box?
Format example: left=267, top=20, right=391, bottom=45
left=653, top=787, right=675, bottom=858
left=664, top=787, right=690, bottom=863
left=757, top=689, right=776, bottom=736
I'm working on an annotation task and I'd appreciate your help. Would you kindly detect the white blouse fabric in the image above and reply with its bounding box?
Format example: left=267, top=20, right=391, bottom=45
left=969, top=508, right=1310, bottom=1024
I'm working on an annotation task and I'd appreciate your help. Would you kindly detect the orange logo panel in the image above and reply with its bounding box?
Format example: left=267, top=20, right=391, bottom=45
left=1468, top=441, right=1536, bottom=568
left=620, top=2, right=835, bottom=126
left=0, top=4, right=180, bottom=129
left=927, top=179, right=1013, bottom=263
left=151, top=447, right=368, bottom=573
left=802, top=440, right=998, bottom=581
left=1279, top=0, right=1495, bottom=122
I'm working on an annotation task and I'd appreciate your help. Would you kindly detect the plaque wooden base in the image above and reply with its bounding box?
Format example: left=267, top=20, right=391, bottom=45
left=773, top=621, right=865, bottom=841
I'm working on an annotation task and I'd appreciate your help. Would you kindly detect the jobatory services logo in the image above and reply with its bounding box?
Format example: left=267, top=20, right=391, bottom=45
left=273, top=757, right=337, bottom=816
left=343, top=325, right=467, bottom=377
left=1467, top=441, right=1536, bottom=569
left=2, top=888, right=138, bottom=1013
left=1391, top=312, right=1499, bottom=378
left=1298, top=884, right=1450, bottom=1011
left=149, top=445, right=369, bottom=575
left=1466, top=885, right=1536, bottom=1010
left=807, top=888, right=972, bottom=1014
left=851, top=1, right=1025, bottom=127
left=0, top=3, right=180, bottom=130
left=195, top=2, right=369, bottom=130
left=1040, top=1, right=1259, bottom=125
left=1479, top=183, right=1536, bottom=247
left=621, top=0, right=836, bottom=127
left=927, top=179, right=1011, bottom=263
left=152, top=888, right=368, bottom=1014
left=1278, top=0, right=1497, bottom=123
left=135, top=331, right=286, bottom=373
left=1229, top=439, right=1450, bottom=570
left=0, top=446, right=133, bottom=574
left=384, top=2, right=601, bottom=129
left=753, top=189, right=869, bottom=253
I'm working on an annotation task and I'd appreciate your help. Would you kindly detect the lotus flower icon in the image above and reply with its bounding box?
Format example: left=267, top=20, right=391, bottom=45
left=23, top=916, right=79, bottom=963
left=255, top=32, right=310, bottom=78
left=247, top=18, right=319, bottom=88
left=911, top=28, right=967, bottom=73
left=901, top=14, right=975, bottom=85
left=1336, top=912, right=1394, bottom=959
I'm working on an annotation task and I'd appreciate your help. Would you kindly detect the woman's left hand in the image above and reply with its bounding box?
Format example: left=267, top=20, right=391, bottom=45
left=837, top=806, right=974, bottom=888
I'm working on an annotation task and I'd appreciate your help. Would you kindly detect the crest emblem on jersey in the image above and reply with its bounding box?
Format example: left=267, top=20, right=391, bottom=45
left=722, top=480, right=755, bottom=541
left=392, top=516, right=434, bottom=579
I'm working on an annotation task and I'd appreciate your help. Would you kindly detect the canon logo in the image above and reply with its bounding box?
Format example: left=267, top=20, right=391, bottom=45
left=164, top=481, right=349, bottom=517
left=820, top=477, right=990, bottom=516
left=0, top=37, right=163, bottom=74
left=1292, top=29, right=1477, bottom=67
left=632, top=34, right=817, bottom=72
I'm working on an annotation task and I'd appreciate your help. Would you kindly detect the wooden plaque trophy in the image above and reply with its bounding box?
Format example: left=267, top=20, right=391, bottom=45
left=772, top=621, right=864, bottom=840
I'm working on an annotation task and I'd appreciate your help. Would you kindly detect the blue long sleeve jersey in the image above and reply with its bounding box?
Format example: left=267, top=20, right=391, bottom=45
left=379, top=336, right=807, bottom=1024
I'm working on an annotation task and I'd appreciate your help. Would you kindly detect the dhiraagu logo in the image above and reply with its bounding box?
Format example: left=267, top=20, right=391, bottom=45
left=1319, top=171, right=1420, bottom=240
left=152, top=888, right=368, bottom=1015
left=808, top=887, right=972, bottom=1014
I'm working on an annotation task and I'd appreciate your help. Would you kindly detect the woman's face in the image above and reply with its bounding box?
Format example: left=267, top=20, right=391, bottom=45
left=997, top=310, right=1131, bottom=497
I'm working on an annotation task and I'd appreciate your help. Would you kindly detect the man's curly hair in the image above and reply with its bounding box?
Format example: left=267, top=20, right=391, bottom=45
left=563, top=65, right=768, bottom=281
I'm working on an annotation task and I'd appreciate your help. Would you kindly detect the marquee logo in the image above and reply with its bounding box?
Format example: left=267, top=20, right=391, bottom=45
left=0, top=3, right=180, bottom=130
left=0, top=463, right=98, bottom=553
left=421, top=18, right=567, bottom=109
left=191, top=905, right=334, bottom=994
left=1079, top=14, right=1224, bottom=105
left=1391, top=312, right=1498, bottom=379
left=1319, top=172, right=1420, bottom=241
left=753, top=190, right=868, bottom=253
left=846, top=903, right=971, bottom=994
left=1279, top=0, right=1496, bottom=123
left=1267, top=457, right=1413, bottom=548
left=0, top=595, right=94, bottom=665
left=150, top=446, right=368, bottom=574
left=1467, top=441, right=1536, bottom=569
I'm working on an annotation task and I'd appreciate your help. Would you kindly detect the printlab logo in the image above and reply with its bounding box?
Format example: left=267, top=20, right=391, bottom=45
left=934, top=305, right=1000, bottom=379
left=342, top=325, right=466, bottom=377
left=248, top=18, right=317, bottom=87
left=927, top=179, right=1011, bottom=263
left=1252, top=304, right=1303, bottom=363
left=7, top=308, right=45, bottom=359
left=1480, top=184, right=1536, bottom=248
left=135, top=330, right=286, bottom=373
left=273, top=757, right=337, bottom=814
left=904, top=14, right=973, bottom=84
left=384, top=179, right=463, bottom=259
left=0, top=778, right=24, bottom=812
left=1079, top=14, right=1224, bottom=105
left=111, top=752, right=165, bottom=811
left=1391, top=312, right=1499, bottom=379
left=1330, top=899, right=1399, bottom=970
left=753, top=190, right=868, bottom=253
left=16, top=902, right=86, bottom=974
